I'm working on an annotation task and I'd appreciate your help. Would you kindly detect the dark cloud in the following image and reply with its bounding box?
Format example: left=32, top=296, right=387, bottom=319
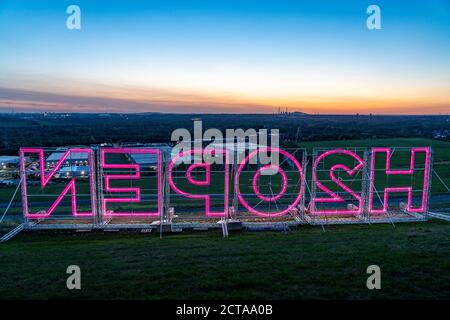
left=0, top=87, right=270, bottom=113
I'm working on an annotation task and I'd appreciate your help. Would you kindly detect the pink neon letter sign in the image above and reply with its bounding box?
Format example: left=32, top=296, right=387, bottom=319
left=168, top=148, right=229, bottom=217
left=20, top=148, right=95, bottom=219
left=101, top=148, right=162, bottom=217
left=235, top=147, right=303, bottom=217
left=311, top=149, right=364, bottom=216
left=369, top=147, right=431, bottom=214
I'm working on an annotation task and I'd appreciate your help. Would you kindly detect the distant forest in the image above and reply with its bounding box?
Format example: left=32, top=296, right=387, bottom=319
left=0, top=113, right=449, bottom=155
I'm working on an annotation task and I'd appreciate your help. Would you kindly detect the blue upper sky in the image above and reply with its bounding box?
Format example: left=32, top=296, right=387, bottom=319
left=0, top=0, right=449, bottom=113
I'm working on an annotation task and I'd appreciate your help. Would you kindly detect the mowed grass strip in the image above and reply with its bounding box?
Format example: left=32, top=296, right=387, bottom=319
left=0, top=219, right=449, bottom=300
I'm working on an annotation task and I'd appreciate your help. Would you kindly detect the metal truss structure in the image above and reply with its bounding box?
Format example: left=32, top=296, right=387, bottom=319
left=0, top=143, right=441, bottom=241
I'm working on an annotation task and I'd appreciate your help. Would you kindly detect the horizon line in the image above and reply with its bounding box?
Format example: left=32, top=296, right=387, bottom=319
left=0, top=111, right=449, bottom=117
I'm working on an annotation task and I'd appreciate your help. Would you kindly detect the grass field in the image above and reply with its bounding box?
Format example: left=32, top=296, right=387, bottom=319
left=1, top=219, right=449, bottom=300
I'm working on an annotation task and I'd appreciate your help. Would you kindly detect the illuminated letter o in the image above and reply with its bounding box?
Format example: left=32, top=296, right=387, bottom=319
left=235, top=147, right=303, bottom=217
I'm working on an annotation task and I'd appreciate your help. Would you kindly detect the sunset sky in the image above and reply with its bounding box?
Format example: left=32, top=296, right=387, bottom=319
left=0, top=0, right=449, bottom=114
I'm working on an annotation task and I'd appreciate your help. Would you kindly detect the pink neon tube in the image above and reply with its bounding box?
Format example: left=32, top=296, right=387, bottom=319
left=168, top=148, right=229, bottom=217
left=368, top=147, right=431, bottom=214
left=101, top=148, right=162, bottom=217
left=19, top=148, right=95, bottom=219
left=235, top=147, right=303, bottom=217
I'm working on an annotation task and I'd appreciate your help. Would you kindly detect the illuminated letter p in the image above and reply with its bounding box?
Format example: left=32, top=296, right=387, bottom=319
left=169, top=148, right=229, bottom=217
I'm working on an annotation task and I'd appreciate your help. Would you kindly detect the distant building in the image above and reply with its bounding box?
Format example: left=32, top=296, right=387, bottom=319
left=0, top=178, right=19, bottom=186
left=128, top=146, right=172, bottom=170
left=55, top=166, right=90, bottom=179
left=433, top=130, right=450, bottom=139
left=0, top=156, right=20, bottom=169
left=46, top=152, right=89, bottom=167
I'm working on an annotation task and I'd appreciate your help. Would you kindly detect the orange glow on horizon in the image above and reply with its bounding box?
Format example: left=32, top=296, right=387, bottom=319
left=0, top=77, right=449, bottom=114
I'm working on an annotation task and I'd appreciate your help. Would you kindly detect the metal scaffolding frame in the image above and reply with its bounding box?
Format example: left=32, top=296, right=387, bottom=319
left=0, top=144, right=439, bottom=240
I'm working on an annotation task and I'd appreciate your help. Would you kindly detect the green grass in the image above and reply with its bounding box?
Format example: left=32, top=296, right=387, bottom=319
left=1, top=219, right=449, bottom=299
